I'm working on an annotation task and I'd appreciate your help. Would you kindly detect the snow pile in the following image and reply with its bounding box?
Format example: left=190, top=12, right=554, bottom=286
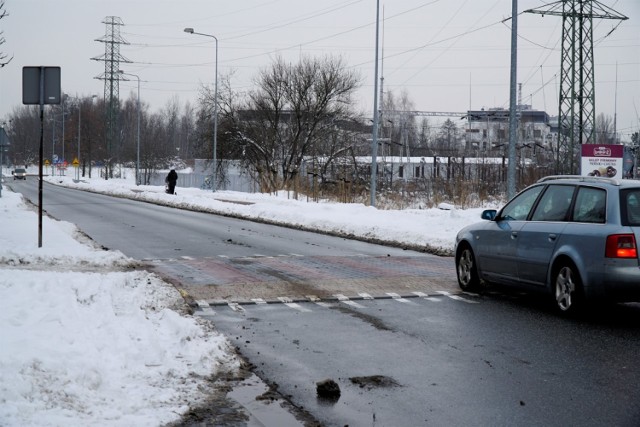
left=0, top=190, right=237, bottom=427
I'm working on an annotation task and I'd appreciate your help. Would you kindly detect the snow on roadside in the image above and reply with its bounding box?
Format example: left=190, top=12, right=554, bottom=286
left=0, top=189, right=238, bottom=427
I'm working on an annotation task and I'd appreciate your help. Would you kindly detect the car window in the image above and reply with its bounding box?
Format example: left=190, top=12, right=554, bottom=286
left=572, top=187, right=606, bottom=223
left=622, top=190, right=640, bottom=226
left=499, top=185, right=544, bottom=221
left=530, top=184, right=575, bottom=222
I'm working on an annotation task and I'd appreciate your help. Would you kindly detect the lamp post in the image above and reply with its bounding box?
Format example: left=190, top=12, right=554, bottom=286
left=76, top=98, right=81, bottom=180
left=118, top=71, right=141, bottom=185
left=71, top=95, right=97, bottom=180
left=184, top=27, right=218, bottom=192
left=0, top=124, right=9, bottom=198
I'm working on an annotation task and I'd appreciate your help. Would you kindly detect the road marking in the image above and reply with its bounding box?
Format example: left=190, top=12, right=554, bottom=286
left=251, top=298, right=267, bottom=304
left=436, top=291, right=478, bottom=304
left=334, top=294, right=365, bottom=309
left=195, top=299, right=216, bottom=315
left=386, top=292, right=415, bottom=304
left=278, top=297, right=312, bottom=312
left=411, top=291, right=442, bottom=302
left=228, top=302, right=246, bottom=312
left=307, top=295, right=332, bottom=308
left=181, top=256, right=195, bottom=260
left=462, top=291, right=480, bottom=298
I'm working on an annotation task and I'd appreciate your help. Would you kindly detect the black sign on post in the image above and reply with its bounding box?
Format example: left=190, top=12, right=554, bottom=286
left=22, top=66, right=61, bottom=248
left=22, top=66, right=61, bottom=105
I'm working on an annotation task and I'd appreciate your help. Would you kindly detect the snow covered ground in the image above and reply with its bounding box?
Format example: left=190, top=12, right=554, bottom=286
left=0, top=171, right=492, bottom=426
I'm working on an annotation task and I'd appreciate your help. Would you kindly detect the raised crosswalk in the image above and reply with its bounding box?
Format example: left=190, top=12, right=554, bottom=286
left=194, top=289, right=482, bottom=316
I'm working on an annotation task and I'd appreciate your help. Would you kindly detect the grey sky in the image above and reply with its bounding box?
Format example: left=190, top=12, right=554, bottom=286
left=1, top=0, right=638, bottom=139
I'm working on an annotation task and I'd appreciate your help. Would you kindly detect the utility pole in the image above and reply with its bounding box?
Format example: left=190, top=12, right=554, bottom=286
left=92, top=16, right=131, bottom=179
left=526, top=1, right=628, bottom=174
left=370, top=0, right=381, bottom=207
left=507, top=0, right=518, bottom=199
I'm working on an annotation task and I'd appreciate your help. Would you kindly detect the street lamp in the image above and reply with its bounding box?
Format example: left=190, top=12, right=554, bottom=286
left=0, top=124, right=9, bottom=198
left=71, top=94, right=97, bottom=180
left=119, top=70, right=141, bottom=185
left=184, top=27, right=218, bottom=192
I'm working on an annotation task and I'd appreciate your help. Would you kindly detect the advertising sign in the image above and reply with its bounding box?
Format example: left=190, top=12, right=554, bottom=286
left=581, top=144, right=624, bottom=179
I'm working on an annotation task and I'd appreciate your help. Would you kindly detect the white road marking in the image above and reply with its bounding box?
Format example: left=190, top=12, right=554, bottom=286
left=436, top=291, right=478, bottom=304
left=195, top=299, right=216, bottom=315
left=462, top=291, right=480, bottom=298
left=386, top=292, right=415, bottom=303
left=306, top=295, right=332, bottom=308
left=334, top=294, right=365, bottom=309
left=228, top=302, right=246, bottom=312
left=251, top=298, right=267, bottom=304
left=278, top=297, right=312, bottom=312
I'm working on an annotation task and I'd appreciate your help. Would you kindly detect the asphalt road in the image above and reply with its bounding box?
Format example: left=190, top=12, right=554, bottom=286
left=9, top=179, right=640, bottom=426
left=203, top=293, right=640, bottom=426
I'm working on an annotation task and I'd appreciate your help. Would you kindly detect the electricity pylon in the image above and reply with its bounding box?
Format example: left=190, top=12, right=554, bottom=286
left=526, top=1, right=627, bottom=174
left=92, top=16, right=131, bottom=179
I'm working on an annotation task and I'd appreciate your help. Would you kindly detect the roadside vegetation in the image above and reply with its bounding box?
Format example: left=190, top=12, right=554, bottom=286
left=4, top=54, right=636, bottom=210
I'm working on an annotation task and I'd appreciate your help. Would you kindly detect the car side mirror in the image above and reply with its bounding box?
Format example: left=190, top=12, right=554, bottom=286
left=481, top=209, right=497, bottom=221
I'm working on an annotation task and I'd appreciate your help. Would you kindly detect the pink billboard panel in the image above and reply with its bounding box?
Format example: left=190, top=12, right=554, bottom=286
left=580, top=144, right=624, bottom=179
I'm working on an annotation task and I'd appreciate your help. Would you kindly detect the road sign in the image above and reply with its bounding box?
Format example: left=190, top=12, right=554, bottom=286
left=72, top=158, right=79, bottom=167
left=22, top=67, right=61, bottom=105
left=44, top=159, right=50, bottom=166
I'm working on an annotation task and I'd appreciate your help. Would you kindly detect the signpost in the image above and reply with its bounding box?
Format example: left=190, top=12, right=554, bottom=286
left=0, top=127, right=8, bottom=198
left=72, top=157, right=80, bottom=181
left=22, top=66, right=61, bottom=247
left=580, top=144, right=624, bottom=179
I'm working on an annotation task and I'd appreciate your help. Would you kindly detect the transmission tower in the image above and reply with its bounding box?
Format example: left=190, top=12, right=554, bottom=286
left=526, top=1, right=627, bottom=174
left=91, top=16, right=131, bottom=178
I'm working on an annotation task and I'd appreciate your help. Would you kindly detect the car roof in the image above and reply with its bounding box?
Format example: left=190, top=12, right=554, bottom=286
left=537, top=175, right=640, bottom=189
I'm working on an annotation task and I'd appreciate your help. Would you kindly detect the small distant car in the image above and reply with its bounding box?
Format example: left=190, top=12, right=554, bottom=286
left=455, top=175, right=640, bottom=313
left=12, top=168, right=27, bottom=180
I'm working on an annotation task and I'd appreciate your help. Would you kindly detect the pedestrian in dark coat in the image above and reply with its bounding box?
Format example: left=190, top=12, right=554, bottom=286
left=165, top=169, right=178, bottom=194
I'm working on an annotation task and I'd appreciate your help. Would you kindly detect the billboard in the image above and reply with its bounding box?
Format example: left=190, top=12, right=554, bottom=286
left=581, top=144, right=624, bottom=179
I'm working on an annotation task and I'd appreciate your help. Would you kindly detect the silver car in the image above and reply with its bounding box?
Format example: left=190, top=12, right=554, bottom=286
left=455, top=175, right=640, bottom=313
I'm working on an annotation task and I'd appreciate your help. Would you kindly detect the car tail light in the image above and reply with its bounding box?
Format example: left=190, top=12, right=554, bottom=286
left=605, top=234, right=638, bottom=259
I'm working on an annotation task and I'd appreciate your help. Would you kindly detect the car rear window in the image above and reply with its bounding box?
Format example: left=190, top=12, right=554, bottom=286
left=530, top=184, right=575, bottom=222
left=621, top=189, right=640, bottom=226
left=572, top=187, right=606, bottom=224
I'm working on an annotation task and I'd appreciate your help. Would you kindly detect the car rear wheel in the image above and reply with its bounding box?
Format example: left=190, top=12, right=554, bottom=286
left=456, top=245, right=480, bottom=292
left=553, top=262, right=582, bottom=313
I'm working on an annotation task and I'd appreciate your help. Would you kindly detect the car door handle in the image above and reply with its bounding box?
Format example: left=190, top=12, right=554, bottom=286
left=511, top=232, right=518, bottom=239
left=548, top=233, right=557, bottom=241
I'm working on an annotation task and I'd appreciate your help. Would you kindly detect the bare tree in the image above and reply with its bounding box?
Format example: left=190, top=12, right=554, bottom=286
left=0, top=2, right=13, bottom=68
left=227, top=55, right=360, bottom=192
left=595, top=113, right=615, bottom=144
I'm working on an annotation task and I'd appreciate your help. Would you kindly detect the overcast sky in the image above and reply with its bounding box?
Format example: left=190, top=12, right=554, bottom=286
left=1, top=0, right=638, bottom=140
